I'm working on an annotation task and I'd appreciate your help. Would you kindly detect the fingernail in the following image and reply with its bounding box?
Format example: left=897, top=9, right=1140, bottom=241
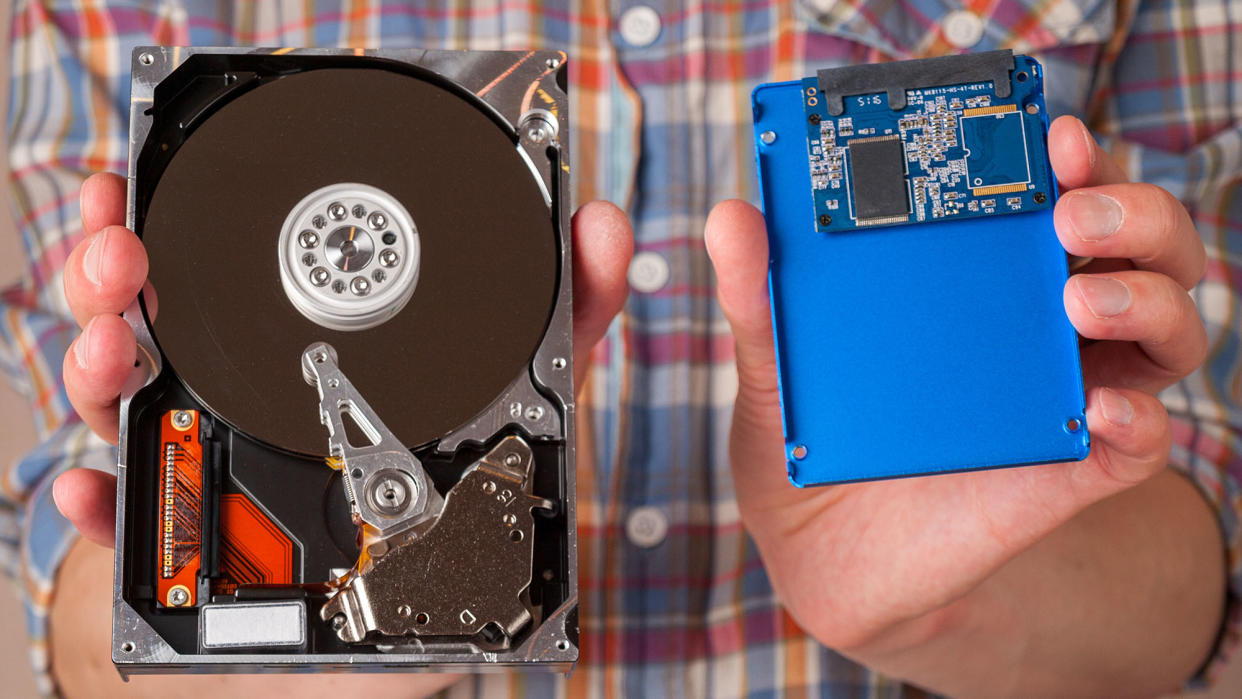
left=1099, top=388, right=1134, bottom=426
left=1079, top=119, right=1096, bottom=169
left=74, top=316, right=97, bottom=369
left=1066, top=192, right=1123, bottom=241
left=51, top=475, right=66, bottom=513
left=1075, top=276, right=1131, bottom=317
left=82, top=228, right=110, bottom=286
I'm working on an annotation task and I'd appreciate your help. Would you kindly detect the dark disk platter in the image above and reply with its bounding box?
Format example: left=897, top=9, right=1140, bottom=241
left=113, top=48, right=578, bottom=674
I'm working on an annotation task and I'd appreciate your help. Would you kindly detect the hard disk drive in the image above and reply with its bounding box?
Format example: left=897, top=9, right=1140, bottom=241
left=113, top=47, right=577, bottom=674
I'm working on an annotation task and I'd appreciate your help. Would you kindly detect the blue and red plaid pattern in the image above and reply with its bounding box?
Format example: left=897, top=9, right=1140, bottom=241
left=3, top=1, right=1240, bottom=696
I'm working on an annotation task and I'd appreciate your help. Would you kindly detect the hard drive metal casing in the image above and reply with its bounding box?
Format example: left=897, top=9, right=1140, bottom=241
left=752, top=53, right=1089, bottom=486
left=114, top=47, right=577, bottom=674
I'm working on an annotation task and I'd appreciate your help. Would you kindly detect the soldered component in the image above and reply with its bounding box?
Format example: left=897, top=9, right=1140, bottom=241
left=157, top=410, right=202, bottom=607
left=801, top=50, right=1052, bottom=232
left=847, top=135, right=910, bottom=224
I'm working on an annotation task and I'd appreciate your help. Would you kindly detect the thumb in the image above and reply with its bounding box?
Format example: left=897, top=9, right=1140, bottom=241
left=572, top=201, right=634, bottom=388
left=704, top=200, right=780, bottom=402
left=705, top=200, right=794, bottom=512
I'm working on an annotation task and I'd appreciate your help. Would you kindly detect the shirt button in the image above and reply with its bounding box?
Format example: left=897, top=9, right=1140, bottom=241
left=626, top=506, right=668, bottom=548
left=942, top=10, right=985, bottom=49
left=618, top=5, right=662, bottom=48
left=627, top=251, right=670, bottom=293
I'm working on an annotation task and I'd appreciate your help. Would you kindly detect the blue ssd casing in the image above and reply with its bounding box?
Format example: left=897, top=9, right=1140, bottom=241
left=752, top=52, right=1089, bottom=486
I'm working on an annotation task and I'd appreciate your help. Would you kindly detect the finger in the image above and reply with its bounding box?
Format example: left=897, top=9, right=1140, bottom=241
left=1048, top=115, right=1129, bottom=190
left=571, top=201, right=633, bottom=388
left=63, top=225, right=149, bottom=328
left=703, top=200, right=777, bottom=396
left=52, top=468, right=118, bottom=548
left=1055, top=183, right=1205, bottom=289
left=80, top=172, right=126, bottom=235
left=1071, top=387, right=1171, bottom=488
left=1065, top=271, right=1207, bottom=392
left=140, top=279, right=159, bottom=321
left=63, top=314, right=138, bottom=444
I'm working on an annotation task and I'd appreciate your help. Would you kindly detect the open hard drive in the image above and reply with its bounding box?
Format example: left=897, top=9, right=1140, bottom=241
left=112, top=47, right=577, bottom=674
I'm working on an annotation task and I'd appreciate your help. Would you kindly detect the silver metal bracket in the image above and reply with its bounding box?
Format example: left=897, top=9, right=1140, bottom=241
left=302, top=342, right=444, bottom=538
left=322, top=435, right=552, bottom=645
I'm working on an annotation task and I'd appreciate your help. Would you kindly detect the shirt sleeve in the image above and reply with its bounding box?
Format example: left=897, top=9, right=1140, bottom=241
left=1089, top=0, right=1242, bottom=685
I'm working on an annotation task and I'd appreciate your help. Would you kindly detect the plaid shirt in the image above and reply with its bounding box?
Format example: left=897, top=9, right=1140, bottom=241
left=3, top=1, right=1240, bottom=696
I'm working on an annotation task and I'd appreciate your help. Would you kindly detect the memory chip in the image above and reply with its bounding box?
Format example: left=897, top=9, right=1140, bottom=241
left=848, top=135, right=909, bottom=224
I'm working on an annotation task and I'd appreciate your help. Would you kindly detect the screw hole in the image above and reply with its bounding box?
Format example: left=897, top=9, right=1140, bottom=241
left=556, top=639, right=570, bottom=651
left=120, top=641, right=135, bottom=653
left=415, top=612, right=430, bottom=625
left=791, top=444, right=808, bottom=460
left=1016, top=71, right=1028, bottom=82
left=351, top=468, right=363, bottom=479
left=509, top=529, right=525, bottom=542
left=1066, top=418, right=1081, bottom=432
left=138, top=53, right=153, bottom=66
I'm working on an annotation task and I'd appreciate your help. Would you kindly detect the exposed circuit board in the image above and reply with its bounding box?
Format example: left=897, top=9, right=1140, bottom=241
left=803, top=51, right=1054, bottom=232
left=156, top=408, right=295, bottom=608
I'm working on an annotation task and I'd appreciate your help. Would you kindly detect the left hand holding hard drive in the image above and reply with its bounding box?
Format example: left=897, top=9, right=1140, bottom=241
left=704, top=116, right=1218, bottom=692
left=55, top=172, right=634, bottom=549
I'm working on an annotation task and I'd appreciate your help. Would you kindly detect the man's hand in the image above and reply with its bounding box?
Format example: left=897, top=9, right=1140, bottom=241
left=705, top=116, right=1215, bottom=692
left=53, top=172, right=634, bottom=547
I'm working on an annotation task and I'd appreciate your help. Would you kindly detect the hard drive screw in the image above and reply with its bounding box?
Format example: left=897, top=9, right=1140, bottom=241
left=301, top=253, right=316, bottom=267
left=367, top=211, right=387, bottom=230
left=310, top=267, right=331, bottom=287
left=552, top=357, right=567, bottom=370
left=372, top=269, right=386, bottom=283
left=352, top=204, right=367, bottom=219
left=379, top=249, right=399, bottom=267
left=1025, top=104, right=1039, bottom=115
left=172, top=410, right=193, bottom=429
left=312, top=215, right=326, bottom=229
left=350, top=276, right=371, bottom=296
left=527, top=122, right=552, bottom=144
left=328, top=202, right=348, bottom=220
left=525, top=405, right=545, bottom=421
left=332, top=279, right=346, bottom=294
left=331, top=615, right=346, bottom=630
left=168, top=587, right=189, bottom=606
left=397, top=605, right=412, bottom=618
left=502, top=513, right=517, bottom=527
left=504, top=453, right=521, bottom=467
left=298, top=230, right=319, bottom=248
left=482, top=481, right=497, bottom=494
left=546, top=57, right=560, bottom=69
